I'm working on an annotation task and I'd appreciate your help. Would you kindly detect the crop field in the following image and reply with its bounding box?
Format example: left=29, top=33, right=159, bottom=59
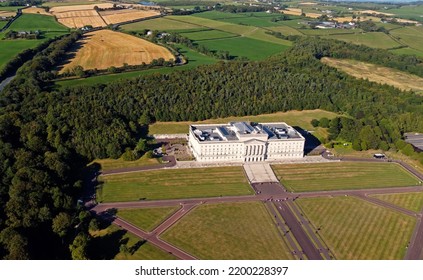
left=22, top=7, right=52, bottom=16
left=167, top=16, right=292, bottom=46
left=49, top=3, right=113, bottom=13
left=272, top=162, right=419, bottom=192
left=117, top=206, right=179, bottom=232
left=197, top=36, right=288, bottom=60
left=181, top=29, right=238, bottom=41
left=216, top=16, right=286, bottom=28
left=370, top=192, right=423, bottom=213
left=121, top=17, right=202, bottom=32
left=0, top=10, right=15, bottom=17
left=97, top=166, right=253, bottom=202
left=324, top=32, right=402, bottom=49
left=266, top=25, right=304, bottom=36
left=321, top=57, right=423, bottom=94
left=149, top=109, right=337, bottom=135
left=390, top=26, right=423, bottom=55
left=55, top=10, right=106, bottom=28
left=162, top=202, right=295, bottom=260
left=8, top=14, right=69, bottom=31
left=56, top=44, right=217, bottom=87
left=60, top=30, right=175, bottom=72
left=90, top=224, right=176, bottom=260
left=100, top=9, right=159, bottom=25
left=296, top=196, right=416, bottom=259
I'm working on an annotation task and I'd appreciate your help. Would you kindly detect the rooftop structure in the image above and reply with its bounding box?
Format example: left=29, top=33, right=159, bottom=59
left=189, top=121, right=305, bottom=162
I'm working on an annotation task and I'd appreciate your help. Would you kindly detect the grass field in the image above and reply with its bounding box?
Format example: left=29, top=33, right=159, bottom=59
left=149, top=109, right=338, bottom=136
left=380, top=5, right=423, bottom=22
left=0, top=40, right=46, bottom=70
left=390, top=26, right=423, bottom=56
left=121, top=17, right=202, bottom=32
left=301, top=28, right=361, bottom=36
left=181, top=29, right=238, bottom=41
left=90, top=224, right=176, bottom=260
left=390, top=47, right=423, bottom=58
left=197, top=36, right=288, bottom=60
left=272, top=162, right=420, bottom=192
left=97, top=166, right=253, bottom=202
left=56, top=44, right=217, bottom=87
left=60, top=30, right=175, bottom=72
left=321, top=57, right=423, bottom=94
left=0, top=21, right=7, bottom=29
left=167, top=15, right=292, bottom=46
left=92, top=154, right=161, bottom=171
left=370, top=192, right=423, bottom=213
left=266, top=25, right=304, bottom=36
left=117, top=206, right=179, bottom=232
left=324, top=32, right=402, bottom=49
left=296, top=196, right=416, bottom=259
left=8, top=14, right=68, bottom=31
left=162, top=202, right=295, bottom=259
left=0, top=6, right=24, bottom=11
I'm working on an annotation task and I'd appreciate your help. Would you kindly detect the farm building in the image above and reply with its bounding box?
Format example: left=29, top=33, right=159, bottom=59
left=189, top=121, right=305, bottom=162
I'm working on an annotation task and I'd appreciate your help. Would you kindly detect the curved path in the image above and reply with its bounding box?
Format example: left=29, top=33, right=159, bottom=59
left=90, top=156, right=423, bottom=260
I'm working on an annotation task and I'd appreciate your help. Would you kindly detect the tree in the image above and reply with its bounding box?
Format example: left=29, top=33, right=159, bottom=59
left=69, top=233, right=89, bottom=260
left=319, top=117, right=330, bottom=128
left=52, top=212, right=72, bottom=238
left=311, top=119, right=319, bottom=127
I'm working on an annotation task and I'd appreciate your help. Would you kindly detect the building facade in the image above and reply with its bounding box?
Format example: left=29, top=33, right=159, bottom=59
left=188, top=121, right=305, bottom=162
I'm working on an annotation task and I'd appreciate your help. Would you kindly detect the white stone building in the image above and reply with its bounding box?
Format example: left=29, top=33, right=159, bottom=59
left=188, top=121, right=305, bottom=162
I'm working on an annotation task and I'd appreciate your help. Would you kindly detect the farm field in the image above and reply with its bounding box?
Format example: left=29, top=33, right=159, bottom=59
left=324, top=32, right=402, bottom=49
left=0, top=40, right=46, bottom=70
left=149, top=109, right=338, bottom=135
left=121, top=17, right=202, bottom=32
left=22, top=7, right=52, bottom=16
left=92, top=154, right=162, bottom=171
left=0, top=5, right=23, bottom=11
left=100, top=9, right=159, bottom=25
left=321, top=57, right=423, bottom=94
left=380, top=5, right=423, bottom=22
left=0, top=10, right=15, bottom=17
left=390, top=47, right=423, bottom=58
left=370, top=192, right=423, bottom=213
left=197, top=36, right=288, bottom=60
left=56, top=44, right=217, bottom=87
left=300, top=28, right=361, bottom=36
left=97, top=166, right=253, bottom=202
left=181, top=29, right=237, bottom=41
left=162, top=202, right=295, bottom=259
left=49, top=3, right=113, bottom=13
left=90, top=224, right=176, bottom=260
left=390, top=26, right=423, bottom=56
left=7, top=14, right=69, bottom=31
left=168, top=15, right=292, bottom=46
left=60, top=30, right=175, bottom=72
left=117, top=206, right=179, bottom=232
left=296, top=196, right=416, bottom=259
left=266, top=25, right=304, bottom=36
left=55, top=10, right=106, bottom=28
left=272, top=162, right=420, bottom=192
left=0, top=21, right=7, bottom=29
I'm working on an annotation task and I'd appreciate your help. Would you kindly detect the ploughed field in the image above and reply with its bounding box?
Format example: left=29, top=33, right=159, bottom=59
left=60, top=29, right=175, bottom=72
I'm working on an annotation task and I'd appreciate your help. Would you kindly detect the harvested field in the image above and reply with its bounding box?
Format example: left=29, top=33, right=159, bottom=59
left=0, top=11, right=15, bottom=17
left=61, top=30, right=175, bottom=72
left=321, top=57, right=423, bottom=94
left=54, top=9, right=99, bottom=19
left=22, top=7, right=52, bottom=16
left=100, top=9, right=159, bottom=25
left=58, top=14, right=105, bottom=28
left=49, top=3, right=113, bottom=13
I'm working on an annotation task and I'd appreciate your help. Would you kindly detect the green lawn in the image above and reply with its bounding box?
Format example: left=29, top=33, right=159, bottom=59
left=0, top=6, right=24, bottom=11
left=325, top=32, right=402, bottom=49
left=121, top=17, right=202, bottom=32
left=162, top=202, right=295, bottom=259
left=272, top=162, right=420, bottom=192
left=8, top=14, right=68, bottom=32
left=370, top=192, right=423, bottom=213
left=118, top=206, right=180, bottom=232
left=0, top=40, right=43, bottom=70
left=56, top=44, right=218, bottom=87
left=296, top=196, right=416, bottom=259
left=90, top=224, right=176, bottom=260
left=197, top=36, right=289, bottom=60
left=390, top=26, right=423, bottom=55
left=0, top=21, right=7, bottom=29
left=149, top=109, right=338, bottom=136
left=182, top=29, right=238, bottom=41
left=98, top=166, right=253, bottom=202
left=92, top=154, right=162, bottom=171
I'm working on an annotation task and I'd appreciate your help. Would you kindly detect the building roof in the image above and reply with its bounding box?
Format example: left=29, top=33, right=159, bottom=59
left=190, top=121, right=304, bottom=143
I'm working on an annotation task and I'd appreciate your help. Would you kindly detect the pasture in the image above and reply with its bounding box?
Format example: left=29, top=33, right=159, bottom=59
left=8, top=14, right=69, bottom=31
left=370, top=192, right=423, bottom=213
left=296, top=196, right=416, bottom=259
left=272, top=162, right=419, bottom=192
left=0, top=40, right=46, bottom=70
left=197, top=36, right=288, bottom=60
left=49, top=3, right=113, bottom=13
left=181, top=29, right=237, bottom=41
left=321, top=57, right=423, bottom=94
left=121, top=17, right=202, bottom=32
left=90, top=224, right=176, bottom=260
left=325, top=32, right=402, bottom=49
left=380, top=5, right=423, bottom=22
left=117, top=206, right=179, bottom=232
left=97, top=166, right=253, bottom=202
left=60, top=30, right=175, bottom=72
left=390, top=26, right=423, bottom=55
left=162, top=202, right=295, bottom=259
left=149, top=109, right=338, bottom=135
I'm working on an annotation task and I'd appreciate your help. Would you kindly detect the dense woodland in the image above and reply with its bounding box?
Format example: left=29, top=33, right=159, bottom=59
left=0, top=33, right=422, bottom=259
